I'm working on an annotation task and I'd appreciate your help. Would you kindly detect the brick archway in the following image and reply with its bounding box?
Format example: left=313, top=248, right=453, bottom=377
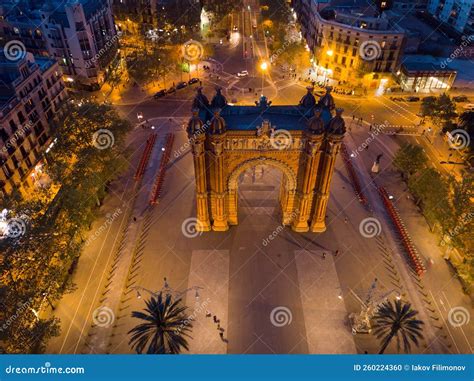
left=187, top=88, right=346, bottom=233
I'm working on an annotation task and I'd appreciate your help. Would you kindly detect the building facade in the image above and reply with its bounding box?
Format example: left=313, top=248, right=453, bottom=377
left=1, top=0, right=118, bottom=90
left=187, top=87, right=346, bottom=233
left=427, top=0, right=474, bottom=34
left=397, top=59, right=457, bottom=92
left=0, top=53, right=67, bottom=198
left=293, top=1, right=406, bottom=88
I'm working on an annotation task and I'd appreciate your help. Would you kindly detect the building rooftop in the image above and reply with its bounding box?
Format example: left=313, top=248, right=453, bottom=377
left=401, top=55, right=457, bottom=73
left=191, top=88, right=343, bottom=134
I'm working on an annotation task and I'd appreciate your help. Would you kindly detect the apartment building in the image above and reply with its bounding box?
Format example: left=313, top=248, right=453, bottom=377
left=293, top=0, right=406, bottom=88
left=427, top=0, right=474, bottom=34
left=1, top=0, right=119, bottom=90
left=0, top=52, right=67, bottom=198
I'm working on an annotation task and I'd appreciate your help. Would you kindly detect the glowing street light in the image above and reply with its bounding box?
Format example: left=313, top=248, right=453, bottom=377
left=326, top=50, right=334, bottom=57
left=259, top=62, right=268, bottom=96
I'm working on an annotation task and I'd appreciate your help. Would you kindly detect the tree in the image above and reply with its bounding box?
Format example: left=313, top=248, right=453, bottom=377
left=202, top=0, right=242, bottom=23
left=459, top=111, right=474, bottom=153
left=128, top=293, right=192, bottom=354
left=408, top=167, right=452, bottom=230
left=0, top=102, right=132, bottom=353
left=393, top=143, right=428, bottom=178
left=420, top=94, right=457, bottom=132
left=372, top=300, right=424, bottom=354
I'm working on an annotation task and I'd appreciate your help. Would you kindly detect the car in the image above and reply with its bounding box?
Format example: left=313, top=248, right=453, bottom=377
left=176, top=81, right=187, bottom=89
left=422, top=96, right=436, bottom=103
left=237, top=70, right=249, bottom=77
left=406, top=96, right=420, bottom=102
left=166, top=87, right=176, bottom=94
left=233, top=25, right=238, bottom=32
left=188, top=77, right=199, bottom=85
left=153, top=90, right=166, bottom=98
left=453, top=95, right=469, bottom=102
left=463, top=103, right=474, bottom=110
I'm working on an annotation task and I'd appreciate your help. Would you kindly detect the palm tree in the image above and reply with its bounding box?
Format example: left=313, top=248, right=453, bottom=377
left=128, top=292, right=192, bottom=354
left=372, top=299, right=424, bottom=354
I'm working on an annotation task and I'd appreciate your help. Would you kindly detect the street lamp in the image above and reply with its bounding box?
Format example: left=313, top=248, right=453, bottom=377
left=131, top=277, right=203, bottom=300
left=260, top=61, right=268, bottom=96
left=326, top=50, right=334, bottom=57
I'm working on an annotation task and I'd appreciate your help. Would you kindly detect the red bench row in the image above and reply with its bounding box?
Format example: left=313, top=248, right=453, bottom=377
left=149, top=133, right=175, bottom=205
left=340, top=143, right=368, bottom=206
left=378, top=186, right=426, bottom=276
left=134, top=133, right=157, bottom=181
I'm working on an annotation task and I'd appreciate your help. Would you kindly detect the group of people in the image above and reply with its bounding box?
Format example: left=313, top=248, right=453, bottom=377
left=205, top=311, right=228, bottom=343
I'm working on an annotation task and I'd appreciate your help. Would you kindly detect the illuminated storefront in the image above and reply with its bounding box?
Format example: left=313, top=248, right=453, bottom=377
left=397, top=62, right=456, bottom=93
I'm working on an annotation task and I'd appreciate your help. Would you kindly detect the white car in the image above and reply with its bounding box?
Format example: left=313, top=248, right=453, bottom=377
left=463, top=103, right=474, bottom=111
left=237, top=70, right=249, bottom=77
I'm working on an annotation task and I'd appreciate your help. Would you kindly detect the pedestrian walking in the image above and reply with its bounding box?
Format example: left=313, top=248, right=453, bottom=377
left=344, top=217, right=348, bottom=224
left=219, top=332, right=224, bottom=340
left=322, top=252, right=326, bottom=259
left=334, top=250, right=339, bottom=257
left=133, top=217, right=137, bottom=222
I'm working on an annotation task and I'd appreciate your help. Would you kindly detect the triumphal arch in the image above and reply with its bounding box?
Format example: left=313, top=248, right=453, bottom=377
left=186, top=86, right=346, bottom=233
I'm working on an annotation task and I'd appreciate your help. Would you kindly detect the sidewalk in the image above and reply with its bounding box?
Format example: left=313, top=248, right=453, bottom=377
left=345, top=124, right=473, bottom=354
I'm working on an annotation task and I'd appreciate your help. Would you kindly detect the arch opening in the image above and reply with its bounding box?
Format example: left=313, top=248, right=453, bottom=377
left=227, top=158, right=298, bottom=226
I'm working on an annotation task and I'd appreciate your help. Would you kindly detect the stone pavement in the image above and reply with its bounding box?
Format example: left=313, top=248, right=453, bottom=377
left=295, top=250, right=357, bottom=354
left=345, top=123, right=473, bottom=354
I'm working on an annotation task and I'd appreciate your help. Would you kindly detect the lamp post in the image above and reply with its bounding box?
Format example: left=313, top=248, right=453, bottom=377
left=132, top=277, right=203, bottom=300
left=260, top=61, right=268, bottom=96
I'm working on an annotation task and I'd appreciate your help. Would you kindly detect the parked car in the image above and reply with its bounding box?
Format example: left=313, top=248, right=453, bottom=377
left=153, top=90, right=166, bottom=98
left=188, top=77, right=199, bottom=85
left=237, top=70, right=249, bottom=77
left=167, top=86, right=176, bottom=94
left=176, top=81, right=187, bottom=89
left=463, top=103, right=474, bottom=111
left=453, top=95, right=469, bottom=102
left=422, top=96, right=436, bottom=103
left=406, top=96, right=420, bottom=102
